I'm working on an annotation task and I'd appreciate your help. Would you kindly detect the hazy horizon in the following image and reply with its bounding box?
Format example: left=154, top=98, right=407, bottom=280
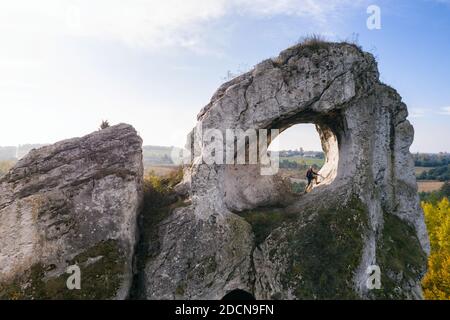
left=1, top=120, right=449, bottom=154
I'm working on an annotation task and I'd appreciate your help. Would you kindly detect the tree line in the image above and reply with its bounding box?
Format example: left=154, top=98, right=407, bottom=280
left=414, top=153, right=450, bottom=167
left=417, top=165, right=450, bottom=181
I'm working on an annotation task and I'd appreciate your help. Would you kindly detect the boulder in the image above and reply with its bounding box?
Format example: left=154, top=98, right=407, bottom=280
left=0, top=124, right=143, bottom=299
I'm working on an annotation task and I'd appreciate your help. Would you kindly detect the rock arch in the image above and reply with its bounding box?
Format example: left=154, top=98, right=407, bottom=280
left=144, top=42, right=429, bottom=300
left=189, top=43, right=376, bottom=214
left=221, top=118, right=340, bottom=211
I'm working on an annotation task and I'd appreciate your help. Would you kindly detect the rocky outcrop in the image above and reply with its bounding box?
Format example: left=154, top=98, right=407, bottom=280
left=144, top=42, right=430, bottom=299
left=0, top=124, right=143, bottom=299
left=0, top=42, right=430, bottom=300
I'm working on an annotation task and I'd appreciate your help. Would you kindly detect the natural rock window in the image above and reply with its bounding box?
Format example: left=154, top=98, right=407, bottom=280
left=0, top=42, right=430, bottom=300
left=268, top=122, right=339, bottom=196
left=145, top=42, right=429, bottom=300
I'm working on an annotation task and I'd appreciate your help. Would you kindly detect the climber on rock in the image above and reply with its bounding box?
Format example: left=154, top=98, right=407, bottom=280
left=305, top=165, right=322, bottom=193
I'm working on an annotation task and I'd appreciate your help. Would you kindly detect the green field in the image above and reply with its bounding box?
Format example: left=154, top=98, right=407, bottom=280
left=280, top=156, right=325, bottom=167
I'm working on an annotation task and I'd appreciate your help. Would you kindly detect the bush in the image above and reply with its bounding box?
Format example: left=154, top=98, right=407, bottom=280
left=292, top=181, right=306, bottom=194
left=422, top=198, right=450, bottom=300
left=99, top=120, right=110, bottom=130
left=414, top=153, right=450, bottom=167
left=142, top=167, right=183, bottom=209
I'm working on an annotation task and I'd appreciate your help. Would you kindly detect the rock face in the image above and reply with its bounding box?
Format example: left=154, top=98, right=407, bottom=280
left=144, top=42, right=430, bottom=299
left=0, top=124, right=143, bottom=299
left=0, top=42, right=430, bottom=300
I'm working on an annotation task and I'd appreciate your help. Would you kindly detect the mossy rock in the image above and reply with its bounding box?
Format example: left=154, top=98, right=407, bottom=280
left=371, top=212, right=427, bottom=299
left=280, top=196, right=368, bottom=299
left=0, top=240, right=125, bottom=300
left=237, top=208, right=297, bottom=246
left=246, top=196, right=369, bottom=299
left=175, top=282, right=186, bottom=296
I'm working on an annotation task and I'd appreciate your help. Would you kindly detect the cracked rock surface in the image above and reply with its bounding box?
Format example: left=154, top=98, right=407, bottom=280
left=0, top=42, right=430, bottom=300
left=144, top=42, right=429, bottom=299
left=0, top=124, right=143, bottom=299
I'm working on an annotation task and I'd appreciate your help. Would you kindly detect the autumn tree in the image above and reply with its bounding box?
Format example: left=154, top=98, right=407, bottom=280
left=422, top=197, right=450, bottom=299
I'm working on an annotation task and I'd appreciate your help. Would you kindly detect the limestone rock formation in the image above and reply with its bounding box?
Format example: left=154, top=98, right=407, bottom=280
left=144, top=42, right=430, bottom=299
left=0, top=124, right=143, bottom=299
left=0, top=42, right=430, bottom=300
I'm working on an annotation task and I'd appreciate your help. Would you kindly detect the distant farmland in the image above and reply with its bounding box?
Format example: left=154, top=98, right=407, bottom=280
left=415, top=167, right=432, bottom=175
left=279, top=156, right=325, bottom=167
left=417, top=180, right=445, bottom=193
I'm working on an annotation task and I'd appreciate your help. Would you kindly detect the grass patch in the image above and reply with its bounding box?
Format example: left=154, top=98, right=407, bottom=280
left=278, top=34, right=363, bottom=61
left=298, top=34, right=331, bottom=52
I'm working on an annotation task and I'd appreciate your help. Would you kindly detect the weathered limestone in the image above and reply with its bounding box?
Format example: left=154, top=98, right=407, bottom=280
left=144, top=42, right=429, bottom=299
left=0, top=124, right=143, bottom=299
left=0, top=42, right=430, bottom=300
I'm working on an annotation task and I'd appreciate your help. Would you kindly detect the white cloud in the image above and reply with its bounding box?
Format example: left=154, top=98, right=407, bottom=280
left=409, top=108, right=427, bottom=118
left=439, top=106, right=450, bottom=115
left=410, top=107, right=450, bottom=118
left=0, top=0, right=366, bottom=146
left=0, top=0, right=365, bottom=51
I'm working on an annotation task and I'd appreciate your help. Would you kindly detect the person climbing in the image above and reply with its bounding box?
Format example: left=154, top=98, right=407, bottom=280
left=305, top=165, right=322, bottom=193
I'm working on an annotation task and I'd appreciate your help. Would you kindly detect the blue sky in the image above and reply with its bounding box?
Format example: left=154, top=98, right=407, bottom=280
left=0, top=0, right=449, bottom=152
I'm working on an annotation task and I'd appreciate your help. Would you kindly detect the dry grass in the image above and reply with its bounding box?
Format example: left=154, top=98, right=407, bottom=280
left=0, top=160, right=15, bottom=177
left=298, top=34, right=330, bottom=51
left=297, top=34, right=362, bottom=52
left=418, top=181, right=445, bottom=193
